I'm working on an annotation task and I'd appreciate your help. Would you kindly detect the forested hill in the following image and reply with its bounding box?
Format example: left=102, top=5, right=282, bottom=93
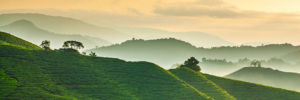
left=87, top=38, right=300, bottom=69
left=0, top=31, right=41, bottom=50
left=225, top=67, right=300, bottom=92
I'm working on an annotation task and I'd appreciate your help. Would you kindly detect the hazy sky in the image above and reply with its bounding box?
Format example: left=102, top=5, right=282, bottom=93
left=1, top=0, right=300, bottom=45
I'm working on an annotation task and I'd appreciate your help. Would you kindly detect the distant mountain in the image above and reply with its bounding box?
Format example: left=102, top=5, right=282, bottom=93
left=169, top=67, right=236, bottom=100
left=200, top=58, right=241, bottom=76
left=281, top=50, right=300, bottom=64
left=0, top=31, right=41, bottom=50
left=242, top=42, right=273, bottom=47
left=86, top=38, right=199, bottom=69
left=225, top=67, right=300, bottom=92
left=0, top=13, right=132, bottom=43
left=87, top=38, right=300, bottom=75
left=116, top=27, right=236, bottom=48
left=205, top=74, right=300, bottom=100
left=0, top=20, right=111, bottom=49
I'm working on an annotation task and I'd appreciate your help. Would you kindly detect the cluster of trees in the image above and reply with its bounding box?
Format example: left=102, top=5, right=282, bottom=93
left=40, top=40, right=51, bottom=50
left=250, top=60, right=262, bottom=67
left=180, top=57, right=201, bottom=72
left=62, top=41, right=84, bottom=49
left=40, top=40, right=96, bottom=56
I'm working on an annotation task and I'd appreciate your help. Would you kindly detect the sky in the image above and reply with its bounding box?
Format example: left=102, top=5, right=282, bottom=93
left=0, top=0, right=300, bottom=45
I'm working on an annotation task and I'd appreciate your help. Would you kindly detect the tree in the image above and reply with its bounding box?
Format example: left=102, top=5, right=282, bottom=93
left=250, top=60, right=261, bottom=67
left=89, top=51, right=97, bottom=57
left=180, top=57, right=201, bottom=72
left=40, top=40, right=51, bottom=50
left=62, top=42, right=69, bottom=48
left=62, top=41, right=84, bottom=50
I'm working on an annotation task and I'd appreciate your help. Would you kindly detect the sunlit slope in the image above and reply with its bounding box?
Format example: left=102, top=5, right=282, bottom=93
left=169, top=68, right=236, bottom=100
left=0, top=44, right=212, bottom=100
left=225, top=67, right=300, bottom=92
left=0, top=31, right=41, bottom=50
left=205, top=74, right=300, bottom=100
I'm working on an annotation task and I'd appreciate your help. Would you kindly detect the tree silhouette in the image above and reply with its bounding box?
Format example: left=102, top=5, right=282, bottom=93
left=40, top=40, right=51, bottom=50
left=250, top=60, right=261, bottom=67
left=62, top=41, right=84, bottom=50
left=89, top=51, right=97, bottom=57
left=62, top=42, right=69, bottom=48
left=180, top=57, right=201, bottom=72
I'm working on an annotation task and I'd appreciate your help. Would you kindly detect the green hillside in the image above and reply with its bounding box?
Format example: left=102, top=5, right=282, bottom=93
left=225, top=67, right=300, bottom=92
left=205, top=74, right=300, bottom=100
left=0, top=20, right=111, bottom=49
left=0, top=44, right=213, bottom=100
left=169, top=68, right=236, bottom=100
left=0, top=31, right=41, bottom=50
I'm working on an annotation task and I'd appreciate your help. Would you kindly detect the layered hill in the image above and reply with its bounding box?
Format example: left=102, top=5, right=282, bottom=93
left=115, top=27, right=236, bottom=48
left=0, top=31, right=41, bottom=50
left=0, top=20, right=111, bottom=49
left=205, top=74, right=300, bottom=100
left=2, top=34, right=300, bottom=99
left=0, top=35, right=213, bottom=99
left=0, top=13, right=132, bottom=43
left=225, top=67, right=300, bottom=92
left=0, top=13, right=237, bottom=47
left=87, top=38, right=300, bottom=75
left=281, top=50, right=300, bottom=64
left=169, top=68, right=236, bottom=100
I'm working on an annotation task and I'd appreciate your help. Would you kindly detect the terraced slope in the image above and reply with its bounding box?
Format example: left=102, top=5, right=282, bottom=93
left=169, top=68, right=236, bottom=100
left=0, top=44, right=212, bottom=100
left=205, top=74, right=300, bottom=100
left=0, top=31, right=41, bottom=50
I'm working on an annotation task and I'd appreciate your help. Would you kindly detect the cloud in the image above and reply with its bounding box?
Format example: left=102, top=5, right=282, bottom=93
left=195, top=0, right=225, bottom=6
left=153, top=6, right=242, bottom=18
left=127, top=8, right=143, bottom=15
left=153, top=0, right=300, bottom=19
left=153, top=0, right=246, bottom=18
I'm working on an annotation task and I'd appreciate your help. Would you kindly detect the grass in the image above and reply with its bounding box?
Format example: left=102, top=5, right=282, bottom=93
left=205, top=74, right=300, bottom=100
left=0, top=31, right=41, bottom=50
left=0, top=44, right=212, bottom=100
left=169, top=68, right=236, bottom=100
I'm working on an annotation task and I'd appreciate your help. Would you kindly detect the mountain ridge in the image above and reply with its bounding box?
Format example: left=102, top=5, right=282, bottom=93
left=0, top=19, right=112, bottom=49
left=225, top=67, right=300, bottom=92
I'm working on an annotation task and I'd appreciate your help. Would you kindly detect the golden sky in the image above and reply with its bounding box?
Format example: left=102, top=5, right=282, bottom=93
left=0, top=0, right=300, bottom=44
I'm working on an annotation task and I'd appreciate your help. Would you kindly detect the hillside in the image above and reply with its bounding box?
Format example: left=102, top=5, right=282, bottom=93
left=86, top=38, right=200, bottom=69
left=0, top=20, right=111, bottom=49
left=0, top=44, right=213, bottom=99
left=0, top=31, right=41, bottom=50
left=225, top=67, right=300, bottom=92
left=0, top=13, right=132, bottom=43
left=205, top=74, right=300, bottom=100
left=169, top=68, right=236, bottom=100
left=281, top=50, right=300, bottom=63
